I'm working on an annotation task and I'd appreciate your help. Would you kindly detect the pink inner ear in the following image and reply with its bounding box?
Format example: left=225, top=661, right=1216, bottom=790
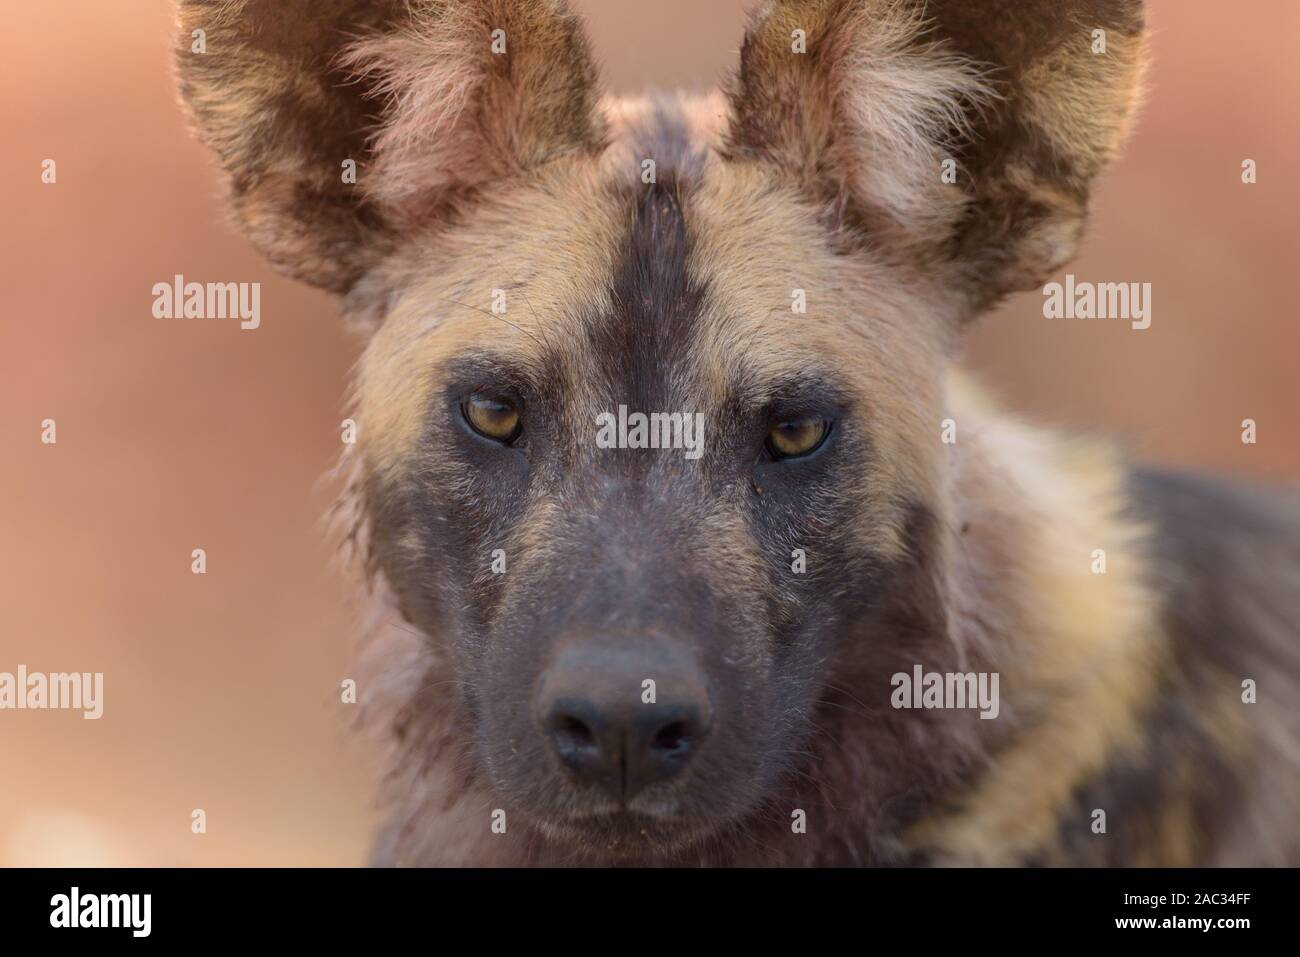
left=337, top=1, right=607, bottom=217
left=339, top=17, right=492, bottom=209
left=724, top=1, right=993, bottom=256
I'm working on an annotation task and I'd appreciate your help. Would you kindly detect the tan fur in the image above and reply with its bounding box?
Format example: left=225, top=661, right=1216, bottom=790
left=353, top=153, right=627, bottom=482
left=909, top=375, right=1165, bottom=863
left=686, top=153, right=954, bottom=562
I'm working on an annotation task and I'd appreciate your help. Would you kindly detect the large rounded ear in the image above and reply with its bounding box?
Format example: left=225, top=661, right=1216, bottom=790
left=176, top=0, right=607, bottom=294
left=723, top=0, right=1147, bottom=317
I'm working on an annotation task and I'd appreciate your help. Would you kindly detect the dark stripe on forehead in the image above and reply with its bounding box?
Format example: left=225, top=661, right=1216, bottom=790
left=596, top=182, right=700, bottom=412
left=592, top=108, right=709, bottom=414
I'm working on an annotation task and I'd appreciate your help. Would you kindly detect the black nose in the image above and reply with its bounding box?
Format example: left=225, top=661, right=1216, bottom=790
left=538, top=646, right=712, bottom=801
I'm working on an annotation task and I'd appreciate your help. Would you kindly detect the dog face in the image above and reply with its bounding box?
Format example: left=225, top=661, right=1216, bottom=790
left=355, top=138, right=951, bottom=852
left=178, top=0, right=1144, bottom=857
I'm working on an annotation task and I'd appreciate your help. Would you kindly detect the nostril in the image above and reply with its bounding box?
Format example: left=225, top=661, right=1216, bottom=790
left=651, top=720, right=692, bottom=754
left=553, top=713, right=596, bottom=749
left=546, top=707, right=603, bottom=768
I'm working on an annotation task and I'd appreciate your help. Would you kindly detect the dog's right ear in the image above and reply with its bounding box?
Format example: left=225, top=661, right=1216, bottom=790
left=176, top=0, right=607, bottom=295
left=722, top=0, right=1146, bottom=319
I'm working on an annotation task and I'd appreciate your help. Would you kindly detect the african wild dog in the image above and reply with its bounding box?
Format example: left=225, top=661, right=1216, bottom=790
left=177, top=0, right=1300, bottom=865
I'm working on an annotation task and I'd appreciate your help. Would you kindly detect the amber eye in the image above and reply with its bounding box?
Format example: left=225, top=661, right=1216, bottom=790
left=463, top=394, right=521, bottom=444
left=767, top=415, right=830, bottom=460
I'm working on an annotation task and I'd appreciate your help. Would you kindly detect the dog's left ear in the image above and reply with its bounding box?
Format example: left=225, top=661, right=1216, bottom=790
left=723, top=0, right=1147, bottom=318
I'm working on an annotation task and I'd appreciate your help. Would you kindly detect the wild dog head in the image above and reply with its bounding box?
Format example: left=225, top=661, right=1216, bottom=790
left=178, top=0, right=1145, bottom=859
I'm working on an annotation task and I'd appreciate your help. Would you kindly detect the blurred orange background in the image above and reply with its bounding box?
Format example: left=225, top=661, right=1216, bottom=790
left=1, top=1, right=1297, bottom=866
